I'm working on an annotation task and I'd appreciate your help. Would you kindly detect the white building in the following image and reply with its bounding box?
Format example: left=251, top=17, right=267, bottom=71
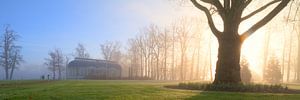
left=66, top=58, right=122, bottom=79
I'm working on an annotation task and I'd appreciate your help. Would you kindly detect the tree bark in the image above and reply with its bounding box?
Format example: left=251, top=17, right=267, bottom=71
left=213, top=36, right=242, bottom=84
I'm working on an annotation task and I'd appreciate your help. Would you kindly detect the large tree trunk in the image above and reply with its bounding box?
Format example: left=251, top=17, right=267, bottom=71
left=213, top=36, right=242, bottom=84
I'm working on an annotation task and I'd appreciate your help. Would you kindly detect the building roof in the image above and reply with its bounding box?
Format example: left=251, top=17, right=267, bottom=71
left=68, top=58, right=121, bottom=68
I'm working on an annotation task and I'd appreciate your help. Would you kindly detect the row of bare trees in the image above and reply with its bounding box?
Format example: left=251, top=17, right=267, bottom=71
left=44, top=43, right=90, bottom=80
left=124, top=18, right=214, bottom=80
left=281, top=2, right=300, bottom=83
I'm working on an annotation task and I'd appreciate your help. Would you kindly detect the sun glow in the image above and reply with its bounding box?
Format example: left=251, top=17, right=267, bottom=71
left=202, top=12, right=287, bottom=82
left=241, top=30, right=266, bottom=79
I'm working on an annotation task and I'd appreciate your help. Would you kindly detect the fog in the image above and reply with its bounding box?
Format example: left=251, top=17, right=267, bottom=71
left=0, top=0, right=299, bottom=84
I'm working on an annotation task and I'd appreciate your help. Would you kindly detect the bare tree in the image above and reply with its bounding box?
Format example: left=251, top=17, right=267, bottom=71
left=147, top=25, right=163, bottom=80
left=161, top=28, right=172, bottom=80
left=45, top=48, right=65, bottom=80
left=190, top=0, right=291, bottom=84
left=291, top=0, right=300, bottom=82
left=45, top=51, right=56, bottom=80
left=281, top=31, right=286, bottom=82
left=262, top=32, right=271, bottom=81
left=135, top=35, right=146, bottom=77
left=0, top=25, right=23, bottom=80
left=286, top=27, right=293, bottom=82
left=100, top=41, right=121, bottom=62
left=127, top=39, right=140, bottom=79
left=74, top=43, right=90, bottom=58
left=174, top=19, right=192, bottom=80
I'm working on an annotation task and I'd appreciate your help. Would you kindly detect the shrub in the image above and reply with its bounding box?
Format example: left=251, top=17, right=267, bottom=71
left=167, top=82, right=293, bottom=93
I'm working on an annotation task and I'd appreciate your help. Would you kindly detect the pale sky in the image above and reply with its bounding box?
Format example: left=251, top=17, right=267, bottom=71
left=0, top=0, right=200, bottom=79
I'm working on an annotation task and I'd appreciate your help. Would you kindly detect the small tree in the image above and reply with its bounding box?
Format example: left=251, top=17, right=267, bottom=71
left=240, top=57, right=252, bottom=83
left=264, top=55, right=282, bottom=84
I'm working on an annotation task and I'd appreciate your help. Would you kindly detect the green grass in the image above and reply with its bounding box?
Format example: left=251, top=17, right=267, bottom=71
left=0, top=80, right=300, bottom=100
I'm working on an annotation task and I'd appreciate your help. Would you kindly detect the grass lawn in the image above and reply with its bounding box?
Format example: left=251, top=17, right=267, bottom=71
left=0, top=80, right=299, bottom=100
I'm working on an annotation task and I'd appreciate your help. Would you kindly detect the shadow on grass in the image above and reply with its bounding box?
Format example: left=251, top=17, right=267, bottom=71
left=165, top=82, right=300, bottom=100
left=185, top=91, right=300, bottom=100
left=165, top=82, right=300, bottom=94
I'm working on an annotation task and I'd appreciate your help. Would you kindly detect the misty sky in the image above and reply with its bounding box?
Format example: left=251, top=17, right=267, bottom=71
left=0, top=0, right=197, bottom=79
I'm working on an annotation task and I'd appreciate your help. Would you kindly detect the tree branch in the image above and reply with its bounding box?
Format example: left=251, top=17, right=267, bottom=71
left=240, top=0, right=252, bottom=10
left=200, top=0, right=225, bottom=20
left=224, top=0, right=230, bottom=10
left=213, top=0, right=225, bottom=19
left=241, top=0, right=281, bottom=21
left=240, top=0, right=291, bottom=41
left=191, top=0, right=222, bottom=38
